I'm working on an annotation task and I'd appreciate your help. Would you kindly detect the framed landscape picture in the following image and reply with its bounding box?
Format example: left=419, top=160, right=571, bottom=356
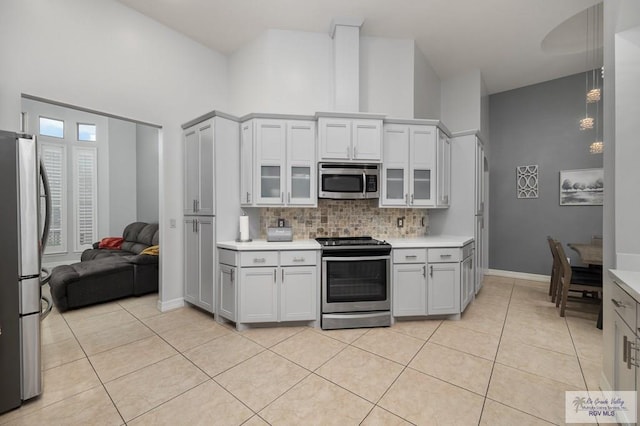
left=560, top=168, right=604, bottom=206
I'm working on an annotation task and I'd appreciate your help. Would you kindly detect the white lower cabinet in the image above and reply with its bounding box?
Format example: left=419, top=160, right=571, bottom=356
left=219, top=264, right=236, bottom=321
left=218, top=248, right=319, bottom=330
left=392, top=243, right=473, bottom=318
left=427, top=261, right=460, bottom=315
left=611, top=279, right=639, bottom=424
left=393, top=263, right=426, bottom=316
left=461, top=254, right=474, bottom=311
left=184, top=217, right=215, bottom=313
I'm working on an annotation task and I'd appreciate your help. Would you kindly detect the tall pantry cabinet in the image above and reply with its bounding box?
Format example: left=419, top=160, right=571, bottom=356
left=182, top=112, right=240, bottom=313
left=427, top=132, right=488, bottom=294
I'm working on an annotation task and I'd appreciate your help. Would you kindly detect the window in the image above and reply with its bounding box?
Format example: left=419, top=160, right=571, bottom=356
left=39, top=117, right=64, bottom=138
left=40, top=143, right=67, bottom=254
left=73, top=147, right=97, bottom=251
left=77, top=123, right=96, bottom=141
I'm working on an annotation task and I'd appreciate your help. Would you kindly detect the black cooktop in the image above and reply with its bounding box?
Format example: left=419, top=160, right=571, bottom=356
left=316, top=236, right=389, bottom=247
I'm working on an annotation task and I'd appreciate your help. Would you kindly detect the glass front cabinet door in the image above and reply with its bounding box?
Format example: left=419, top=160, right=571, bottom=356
left=255, top=120, right=286, bottom=205
left=409, top=126, right=436, bottom=207
left=381, top=125, right=409, bottom=206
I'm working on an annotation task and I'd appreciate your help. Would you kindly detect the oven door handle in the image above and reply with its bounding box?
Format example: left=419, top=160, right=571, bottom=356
left=322, top=255, right=391, bottom=262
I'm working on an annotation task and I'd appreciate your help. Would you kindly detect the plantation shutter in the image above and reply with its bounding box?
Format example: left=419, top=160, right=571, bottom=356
left=40, top=143, right=66, bottom=254
left=73, top=146, right=97, bottom=251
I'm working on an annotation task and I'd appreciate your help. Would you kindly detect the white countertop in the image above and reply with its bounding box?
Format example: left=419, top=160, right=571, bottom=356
left=218, top=236, right=474, bottom=251
left=610, top=269, right=640, bottom=303
left=384, top=236, right=474, bottom=248
left=218, top=239, right=321, bottom=251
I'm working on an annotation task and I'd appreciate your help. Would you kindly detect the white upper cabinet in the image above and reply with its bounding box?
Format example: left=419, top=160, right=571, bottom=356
left=241, top=116, right=316, bottom=207
left=381, top=124, right=409, bottom=206
left=240, top=121, right=254, bottom=206
left=286, top=121, right=316, bottom=206
left=409, top=125, right=436, bottom=207
left=318, top=115, right=383, bottom=162
left=381, top=121, right=450, bottom=209
left=435, top=128, right=451, bottom=208
left=255, top=120, right=286, bottom=205
left=381, top=123, right=439, bottom=208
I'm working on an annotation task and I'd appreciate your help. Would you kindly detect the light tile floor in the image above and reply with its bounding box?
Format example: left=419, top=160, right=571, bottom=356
left=0, top=275, right=602, bottom=425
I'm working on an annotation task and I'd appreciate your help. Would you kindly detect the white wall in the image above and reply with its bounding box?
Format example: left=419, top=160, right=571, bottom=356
left=413, top=46, right=441, bottom=119
left=108, top=118, right=137, bottom=234
left=136, top=124, right=159, bottom=224
left=480, top=75, right=490, bottom=145
left=229, top=29, right=420, bottom=117
left=614, top=27, right=640, bottom=270
left=360, top=36, right=414, bottom=117
left=0, top=0, right=229, bottom=308
left=229, top=29, right=332, bottom=116
left=440, top=69, right=482, bottom=133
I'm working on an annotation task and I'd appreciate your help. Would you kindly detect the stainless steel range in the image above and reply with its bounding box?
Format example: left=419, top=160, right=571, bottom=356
left=317, top=236, right=391, bottom=330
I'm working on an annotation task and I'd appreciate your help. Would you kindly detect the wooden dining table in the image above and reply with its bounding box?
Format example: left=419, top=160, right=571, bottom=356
left=568, top=242, right=603, bottom=266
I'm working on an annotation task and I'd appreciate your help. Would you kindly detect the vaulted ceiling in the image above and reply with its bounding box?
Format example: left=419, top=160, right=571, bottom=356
left=116, top=0, right=602, bottom=94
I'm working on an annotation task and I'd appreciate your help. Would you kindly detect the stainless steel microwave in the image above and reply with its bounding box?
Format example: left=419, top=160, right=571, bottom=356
left=318, top=163, right=380, bottom=199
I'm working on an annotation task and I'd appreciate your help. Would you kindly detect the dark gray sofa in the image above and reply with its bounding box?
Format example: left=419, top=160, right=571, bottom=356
left=49, top=222, right=159, bottom=312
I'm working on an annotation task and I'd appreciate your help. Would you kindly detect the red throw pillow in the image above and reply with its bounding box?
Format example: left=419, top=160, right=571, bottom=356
left=98, top=237, right=124, bottom=249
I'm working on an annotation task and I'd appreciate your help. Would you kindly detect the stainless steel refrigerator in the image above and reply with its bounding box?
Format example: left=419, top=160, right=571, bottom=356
left=0, top=130, right=51, bottom=414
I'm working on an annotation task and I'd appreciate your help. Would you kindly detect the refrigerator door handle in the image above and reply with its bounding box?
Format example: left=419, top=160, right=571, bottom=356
left=39, top=159, right=51, bottom=252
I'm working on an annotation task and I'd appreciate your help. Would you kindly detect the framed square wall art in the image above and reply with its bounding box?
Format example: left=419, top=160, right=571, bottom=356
left=559, top=168, right=603, bottom=206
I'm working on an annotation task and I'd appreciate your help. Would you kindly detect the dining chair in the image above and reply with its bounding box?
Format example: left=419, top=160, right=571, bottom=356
left=555, top=240, right=603, bottom=317
left=548, top=236, right=601, bottom=303
left=547, top=236, right=560, bottom=301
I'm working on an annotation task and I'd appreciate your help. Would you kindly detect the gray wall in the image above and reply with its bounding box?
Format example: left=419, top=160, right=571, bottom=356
left=108, top=118, right=137, bottom=234
left=136, top=124, right=159, bottom=223
left=489, top=72, right=603, bottom=275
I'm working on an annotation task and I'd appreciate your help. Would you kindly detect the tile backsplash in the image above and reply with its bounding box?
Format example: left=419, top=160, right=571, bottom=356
left=259, top=199, right=429, bottom=239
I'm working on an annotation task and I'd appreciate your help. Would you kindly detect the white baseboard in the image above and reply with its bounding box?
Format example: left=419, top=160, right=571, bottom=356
left=486, top=269, right=550, bottom=282
left=157, top=297, right=184, bottom=312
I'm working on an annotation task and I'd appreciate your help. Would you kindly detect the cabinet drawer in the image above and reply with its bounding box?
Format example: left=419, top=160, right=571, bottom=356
left=240, top=251, right=278, bottom=267
left=218, top=249, right=237, bottom=266
left=462, top=243, right=475, bottom=259
left=428, top=248, right=461, bottom=263
left=393, top=249, right=427, bottom=264
left=280, top=250, right=317, bottom=266
left=612, top=282, right=637, bottom=330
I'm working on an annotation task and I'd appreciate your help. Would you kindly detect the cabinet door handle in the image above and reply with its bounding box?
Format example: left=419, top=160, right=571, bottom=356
left=193, top=199, right=196, bottom=212
left=429, top=265, right=433, bottom=277
left=288, top=192, right=291, bottom=203
left=405, top=255, right=417, bottom=260
left=422, top=265, right=426, bottom=278
left=440, top=254, right=452, bottom=259
left=281, top=192, right=284, bottom=202
left=405, top=194, right=409, bottom=204
left=273, top=269, right=277, bottom=282
left=293, top=257, right=305, bottom=262
left=354, top=146, right=358, bottom=158
left=230, top=269, right=234, bottom=283
left=281, top=268, right=284, bottom=283
left=246, top=192, right=250, bottom=203
left=253, top=258, right=266, bottom=263
left=362, top=172, right=366, bottom=197
left=411, top=194, right=414, bottom=204
left=612, top=298, right=626, bottom=308
left=623, top=335, right=628, bottom=363
left=195, top=199, right=199, bottom=212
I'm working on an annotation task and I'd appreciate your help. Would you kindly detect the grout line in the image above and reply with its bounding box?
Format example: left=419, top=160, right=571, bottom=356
left=477, top=279, right=514, bottom=426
